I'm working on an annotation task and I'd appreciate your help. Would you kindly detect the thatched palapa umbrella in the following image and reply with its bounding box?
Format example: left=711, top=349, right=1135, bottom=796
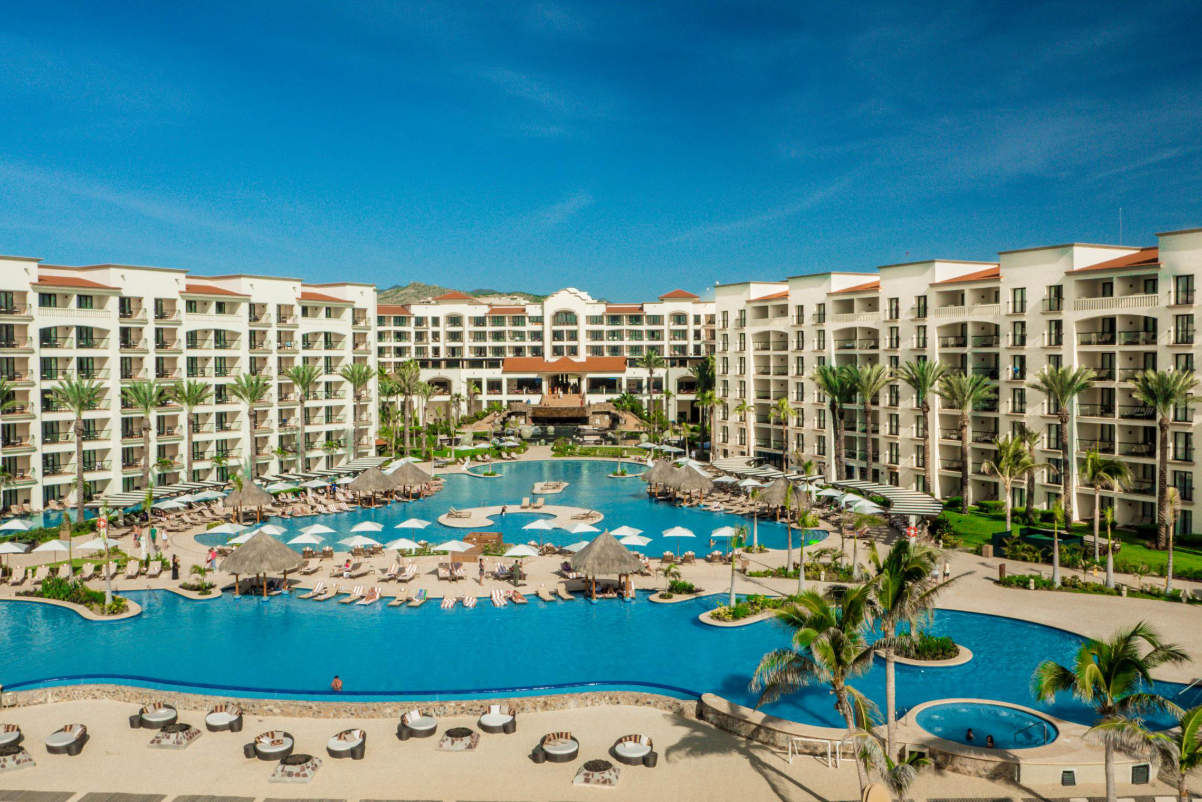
left=569, top=529, right=643, bottom=600
left=641, top=460, right=674, bottom=497
left=390, top=462, right=432, bottom=498
left=225, top=473, right=275, bottom=523
left=758, top=477, right=790, bottom=513
left=668, top=465, right=714, bottom=498
left=348, top=467, right=394, bottom=506
left=220, top=530, right=303, bottom=597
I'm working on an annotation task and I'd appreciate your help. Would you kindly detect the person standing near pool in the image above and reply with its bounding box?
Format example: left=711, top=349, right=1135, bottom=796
left=478, top=555, right=485, bottom=584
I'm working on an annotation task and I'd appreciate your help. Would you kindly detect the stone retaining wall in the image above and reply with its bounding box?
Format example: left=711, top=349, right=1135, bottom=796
left=697, top=693, right=846, bottom=756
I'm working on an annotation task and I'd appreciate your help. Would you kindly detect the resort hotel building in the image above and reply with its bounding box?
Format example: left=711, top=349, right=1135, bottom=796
left=713, top=226, right=1202, bottom=531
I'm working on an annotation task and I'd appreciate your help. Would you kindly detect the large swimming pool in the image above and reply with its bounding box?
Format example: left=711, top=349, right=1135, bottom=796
left=196, top=460, right=825, bottom=556
left=1, top=590, right=1195, bottom=729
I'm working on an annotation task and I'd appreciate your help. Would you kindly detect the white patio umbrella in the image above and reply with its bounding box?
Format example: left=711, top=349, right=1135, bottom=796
left=851, top=499, right=884, bottom=514
left=265, top=482, right=296, bottom=492
left=712, top=476, right=737, bottom=484
left=301, top=524, right=336, bottom=535
left=433, top=539, right=473, bottom=553
left=711, top=526, right=739, bottom=539
left=207, top=523, right=247, bottom=536
left=172, top=493, right=198, bottom=503
left=257, top=524, right=287, bottom=535
left=738, top=478, right=765, bottom=489
left=386, top=537, right=421, bottom=552
left=564, top=541, right=591, bottom=553
left=0, top=541, right=27, bottom=554
left=76, top=536, right=118, bottom=552
left=288, top=533, right=325, bottom=545
left=33, top=540, right=70, bottom=554
left=840, top=494, right=864, bottom=506
left=609, top=525, right=643, bottom=538
left=523, top=519, right=555, bottom=531
left=336, top=476, right=355, bottom=485
left=0, top=519, right=32, bottom=532
left=661, top=526, right=695, bottom=539
left=659, top=445, right=684, bottom=454
left=152, top=499, right=186, bottom=510
left=192, top=490, right=224, bottom=501
left=618, top=534, right=651, bottom=547
left=816, top=488, right=842, bottom=497
left=229, top=532, right=256, bottom=545
left=638, top=443, right=658, bottom=450
left=391, top=456, right=422, bottom=464
left=301, top=479, right=327, bottom=488
left=350, top=521, right=384, bottom=532
left=503, top=544, right=539, bottom=558
left=394, top=518, right=431, bottom=529
left=560, top=522, right=599, bottom=535
left=339, top=534, right=381, bottom=549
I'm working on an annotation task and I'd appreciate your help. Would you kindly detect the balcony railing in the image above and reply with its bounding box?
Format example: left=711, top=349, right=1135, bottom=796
left=1117, top=330, right=1158, bottom=346
left=1078, top=403, right=1116, bottom=417
left=938, top=335, right=967, bottom=348
left=1078, top=439, right=1116, bottom=454
left=1077, top=331, right=1117, bottom=346
left=1118, top=404, right=1156, bottom=420
left=1072, top=293, right=1159, bottom=312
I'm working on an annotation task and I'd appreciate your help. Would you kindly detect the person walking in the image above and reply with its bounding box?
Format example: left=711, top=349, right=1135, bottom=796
left=478, top=555, right=485, bottom=585
left=171, top=554, right=180, bottom=580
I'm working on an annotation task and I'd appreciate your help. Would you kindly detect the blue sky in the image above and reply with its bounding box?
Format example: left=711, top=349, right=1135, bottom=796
left=2, top=0, right=1200, bottom=299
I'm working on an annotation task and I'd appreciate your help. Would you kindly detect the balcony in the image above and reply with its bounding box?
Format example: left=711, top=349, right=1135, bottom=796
left=1078, top=439, right=1116, bottom=454
left=971, top=335, right=1000, bottom=348
left=1124, top=480, right=1155, bottom=497
left=1041, top=297, right=1064, bottom=313
left=1089, top=368, right=1116, bottom=382
left=1078, top=403, right=1116, bottom=418
left=1077, top=331, right=1117, bottom=346
left=830, top=311, right=879, bottom=325
left=0, top=337, right=32, bottom=351
left=1118, top=330, right=1158, bottom=346
left=1115, top=441, right=1154, bottom=458
left=834, top=339, right=856, bottom=350
left=933, top=303, right=1001, bottom=319
left=939, top=429, right=961, bottom=441
left=1118, top=404, right=1155, bottom=420
left=858, top=339, right=879, bottom=350
left=971, top=430, right=999, bottom=445
left=938, top=335, right=967, bottom=348
left=971, top=366, right=1000, bottom=379
left=1072, top=293, right=1159, bottom=312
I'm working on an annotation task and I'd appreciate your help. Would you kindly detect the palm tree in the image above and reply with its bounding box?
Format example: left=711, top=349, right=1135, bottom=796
left=751, top=585, right=879, bottom=795
left=896, top=360, right=948, bottom=496
left=417, top=381, right=436, bottom=431
left=321, top=439, right=341, bottom=467
left=847, top=364, right=892, bottom=483
left=688, top=354, right=715, bottom=394
left=639, top=350, right=666, bottom=441
left=727, top=524, right=747, bottom=607
left=935, top=372, right=996, bottom=512
left=733, top=399, right=754, bottom=458
left=1079, top=448, right=1133, bottom=563
left=769, top=397, right=797, bottom=470
left=695, top=389, right=717, bottom=462
left=1033, top=621, right=1188, bottom=802
left=169, top=380, right=211, bottom=480
left=810, top=365, right=850, bottom=480
left=283, top=364, right=322, bottom=472
left=466, top=380, right=480, bottom=418
left=1149, top=704, right=1202, bottom=802
left=1166, top=486, right=1183, bottom=592
left=869, top=538, right=953, bottom=758
left=1101, top=506, right=1117, bottom=589
left=227, top=373, right=270, bottom=478
left=339, top=362, right=374, bottom=460
left=792, top=494, right=820, bottom=596
left=1049, top=498, right=1065, bottom=587
left=121, top=380, right=165, bottom=491
left=1015, top=423, right=1044, bottom=524
left=983, top=434, right=1044, bottom=531
left=1028, top=365, right=1095, bottom=522
left=1129, top=369, right=1200, bottom=550
left=377, top=375, right=401, bottom=455
left=50, top=377, right=104, bottom=522
left=449, top=392, right=465, bottom=431
left=392, top=360, right=422, bottom=456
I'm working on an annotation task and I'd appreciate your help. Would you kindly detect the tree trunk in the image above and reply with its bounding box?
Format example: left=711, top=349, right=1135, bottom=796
left=297, top=407, right=307, bottom=474
left=797, top=535, right=806, bottom=594
left=1157, top=415, right=1169, bottom=549
left=1026, top=450, right=1037, bottom=524
left=1104, top=739, right=1116, bottom=802
left=1052, top=524, right=1062, bottom=587
left=865, top=400, right=875, bottom=483
left=1166, top=524, right=1175, bottom=592
left=832, top=401, right=846, bottom=480
left=142, top=418, right=152, bottom=490
left=1093, top=488, right=1101, bottom=561
left=1105, top=523, right=1115, bottom=589
left=785, top=525, right=793, bottom=581
left=729, top=551, right=737, bottom=607
left=184, top=415, right=193, bottom=480
left=835, top=686, right=869, bottom=794
left=959, top=411, right=970, bottom=513
left=922, top=398, right=936, bottom=497
left=403, top=395, right=411, bottom=456
left=884, top=622, right=897, bottom=759
left=74, top=415, right=85, bottom=523
left=1004, top=484, right=1012, bottom=530
left=1059, top=408, right=1073, bottom=522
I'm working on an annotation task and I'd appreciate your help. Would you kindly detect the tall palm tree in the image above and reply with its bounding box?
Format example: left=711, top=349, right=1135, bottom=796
left=339, top=362, right=374, bottom=460
left=733, top=399, right=754, bottom=458
left=417, top=381, right=436, bottom=431
left=50, top=377, right=104, bottom=523
left=392, top=360, right=422, bottom=457
left=847, top=364, right=892, bottom=483
left=1028, top=365, right=1095, bottom=522
left=688, top=353, right=715, bottom=394
left=1033, top=622, right=1188, bottom=802
left=1166, top=486, right=1183, bottom=593
left=1015, top=423, right=1044, bottom=524
left=639, top=350, right=666, bottom=441
left=983, top=434, right=1044, bottom=531
left=769, top=397, right=797, bottom=470
left=169, top=380, right=211, bottom=480
left=935, top=372, right=996, bottom=512
left=896, top=360, right=947, bottom=496
left=1079, top=448, right=1133, bottom=564
left=283, top=364, right=322, bottom=472
left=695, top=389, right=717, bottom=462
left=227, top=373, right=270, bottom=478
left=1129, top=369, right=1200, bottom=550
left=752, top=585, right=879, bottom=795
left=869, top=538, right=953, bottom=758
left=466, top=380, right=480, bottom=418
left=449, top=392, right=465, bottom=431
left=1149, top=704, right=1202, bottom=802
left=377, top=374, right=400, bottom=455
left=1101, top=506, right=1117, bottom=589
left=811, top=364, right=853, bottom=480
left=121, top=380, right=165, bottom=491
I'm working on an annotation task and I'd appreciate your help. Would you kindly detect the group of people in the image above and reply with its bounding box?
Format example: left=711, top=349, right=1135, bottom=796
left=965, top=729, right=995, bottom=749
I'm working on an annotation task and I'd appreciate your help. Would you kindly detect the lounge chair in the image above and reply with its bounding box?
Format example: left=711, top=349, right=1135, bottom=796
left=533, top=498, right=545, bottom=509
left=462, top=593, right=477, bottom=608
left=147, top=560, right=163, bottom=578
left=0, top=724, right=22, bottom=748
left=315, top=584, right=340, bottom=601
left=298, top=560, right=319, bottom=576
left=349, top=563, right=371, bottom=579
left=125, top=561, right=141, bottom=579
left=535, top=731, right=579, bottom=763
left=397, top=563, right=418, bottom=582
left=45, top=724, right=88, bottom=756
left=299, top=582, right=325, bottom=600
left=437, top=565, right=451, bottom=581
left=130, top=702, right=177, bottom=729
left=613, top=734, right=657, bottom=767
left=379, top=563, right=400, bottom=581
left=31, top=566, right=48, bottom=587
left=339, top=585, right=365, bottom=604
left=408, top=588, right=428, bottom=607
left=537, top=585, right=557, bottom=602
left=387, top=587, right=410, bottom=606
left=478, top=704, right=517, bottom=734
left=8, top=569, right=26, bottom=587
left=357, top=587, right=382, bottom=606
left=440, top=595, right=457, bottom=609
left=660, top=552, right=677, bottom=564
left=244, top=730, right=294, bottom=760
left=520, top=497, right=531, bottom=509
left=451, top=563, right=466, bottom=581
left=80, top=563, right=97, bottom=581
left=205, top=703, right=244, bottom=732
left=559, top=561, right=583, bottom=580
left=326, top=728, right=367, bottom=760
left=397, top=709, right=437, bottom=740
left=556, top=584, right=575, bottom=601
left=682, top=551, right=696, bottom=564
left=490, top=589, right=508, bottom=607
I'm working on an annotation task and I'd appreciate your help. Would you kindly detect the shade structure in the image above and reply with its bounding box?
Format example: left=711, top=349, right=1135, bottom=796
left=711, top=526, right=739, bottom=539
left=347, top=467, right=394, bottom=495
left=560, top=522, right=599, bottom=535
left=33, top=540, right=70, bottom=553
left=265, top=482, right=296, bottom=492
left=829, top=479, right=944, bottom=517
left=670, top=466, right=714, bottom=495
left=673, top=457, right=706, bottom=468
left=816, top=488, right=842, bottom=497
left=219, top=531, right=303, bottom=575
left=0, top=519, right=32, bottom=532
left=390, top=456, right=422, bottom=465
left=228, top=532, right=256, bottom=545
left=152, top=499, right=186, bottom=510
left=301, top=479, right=327, bottom=488
left=851, top=499, right=885, bottom=514
left=288, top=533, right=324, bottom=545
left=659, top=445, right=684, bottom=454
left=225, top=478, right=274, bottom=509
left=609, top=525, right=643, bottom=538
left=712, top=476, right=737, bottom=484
left=638, top=442, right=659, bottom=450
left=395, top=518, right=431, bottom=529
left=757, top=478, right=791, bottom=507
left=207, top=522, right=246, bottom=536
left=433, top=539, right=473, bottom=553
left=192, top=490, right=224, bottom=501
left=503, top=544, right=538, bottom=558
left=301, top=524, right=336, bottom=535
left=386, top=537, right=421, bottom=551
left=661, top=526, right=695, bottom=539
left=390, top=461, right=433, bottom=488
left=840, top=494, right=864, bottom=506
left=76, top=537, right=118, bottom=551
left=564, top=541, right=590, bottom=553
left=339, top=535, right=381, bottom=549
left=257, top=524, right=287, bottom=536
left=738, top=478, right=765, bottom=489
left=569, top=529, right=642, bottom=577
left=618, top=534, right=651, bottom=547
left=523, top=519, right=555, bottom=531
left=640, top=460, right=674, bottom=485
left=0, top=541, right=28, bottom=554
left=336, top=476, right=355, bottom=485
left=350, top=521, right=384, bottom=532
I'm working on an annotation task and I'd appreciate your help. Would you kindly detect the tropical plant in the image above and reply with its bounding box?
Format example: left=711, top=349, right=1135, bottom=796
left=1166, top=486, right=1182, bottom=592
left=339, top=362, right=374, bottom=459
left=733, top=399, right=754, bottom=459
left=639, top=350, right=666, bottom=441
left=1102, top=506, right=1117, bottom=589
left=391, top=360, right=423, bottom=456
left=936, top=372, right=996, bottom=512
left=466, top=380, right=480, bottom=417
left=751, top=585, right=880, bottom=795
left=1028, top=365, right=1095, bottom=522
left=896, top=360, right=948, bottom=497
left=226, top=373, right=271, bottom=478
left=770, top=397, right=797, bottom=470
left=792, top=492, right=820, bottom=596
left=1129, top=369, right=1200, bottom=550
left=1015, top=423, right=1044, bottom=524
left=121, top=379, right=165, bottom=490
left=449, top=391, right=465, bottom=430
left=169, top=380, right=211, bottom=479
left=846, top=364, right=892, bottom=483
left=1148, top=704, right=1202, bottom=802
left=282, top=364, right=322, bottom=471
left=417, top=381, right=436, bottom=430
left=50, top=377, right=104, bottom=522
left=695, top=389, right=717, bottom=462
left=1078, top=448, right=1133, bottom=564
left=689, top=353, right=715, bottom=394
left=1033, top=621, right=1188, bottom=802
left=1049, top=498, right=1065, bottom=587
left=983, top=434, right=1045, bottom=530
left=727, top=524, right=747, bottom=607
left=811, top=364, right=854, bottom=480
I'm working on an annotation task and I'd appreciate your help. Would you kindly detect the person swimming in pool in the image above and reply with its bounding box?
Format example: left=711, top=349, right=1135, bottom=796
left=985, top=735, right=995, bottom=748
left=965, top=728, right=974, bottom=742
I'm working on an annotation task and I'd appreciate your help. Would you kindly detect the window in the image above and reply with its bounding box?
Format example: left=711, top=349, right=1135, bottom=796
left=1012, top=320, right=1026, bottom=346
left=1011, top=287, right=1026, bottom=313
left=1047, top=319, right=1063, bottom=346
left=186, top=299, right=198, bottom=313
left=1175, top=314, right=1195, bottom=345
left=1012, top=388, right=1026, bottom=414
left=1144, top=278, right=1158, bottom=295
left=814, top=303, right=825, bottom=324
left=914, top=295, right=927, bottom=319
left=886, top=298, right=900, bottom=320
left=1045, top=285, right=1063, bottom=312
left=1176, top=353, right=1195, bottom=372
left=39, top=293, right=56, bottom=308
left=1175, top=275, right=1194, bottom=305
left=77, top=295, right=93, bottom=309
left=915, top=326, right=927, bottom=349
left=1011, top=355, right=1026, bottom=381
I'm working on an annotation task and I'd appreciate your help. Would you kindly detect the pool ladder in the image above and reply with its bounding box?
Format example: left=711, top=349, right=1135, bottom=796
left=1013, top=720, right=1049, bottom=743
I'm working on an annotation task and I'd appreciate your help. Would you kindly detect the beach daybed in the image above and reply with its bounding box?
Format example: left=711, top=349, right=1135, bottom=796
left=0, top=724, right=22, bottom=747
left=45, top=724, right=88, bottom=756
left=244, top=730, right=294, bottom=760
left=326, top=728, right=367, bottom=760
left=533, top=731, right=578, bottom=763
left=205, top=704, right=244, bottom=733
left=397, top=709, right=438, bottom=740
left=613, top=734, right=657, bottom=766
left=478, top=704, right=516, bottom=735
left=129, top=702, right=177, bottom=729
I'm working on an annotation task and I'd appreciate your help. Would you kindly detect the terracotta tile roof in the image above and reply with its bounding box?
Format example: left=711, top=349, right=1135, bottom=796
left=658, top=289, right=700, bottom=300
left=932, top=266, right=1001, bottom=285
left=487, top=305, right=527, bottom=314
left=753, top=290, right=789, bottom=301
left=299, top=290, right=349, bottom=303
left=377, top=304, right=411, bottom=314
left=605, top=304, right=644, bottom=313
left=431, top=290, right=477, bottom=301
left=1067, top=247, right=1159, bottom=273
left=830, top=279, right=880, bottom=294
left=34, top=273, right=119, bottom=290
left=183, top=283, right=249, bottom=297
left=502, top=356, right=628, bottom=374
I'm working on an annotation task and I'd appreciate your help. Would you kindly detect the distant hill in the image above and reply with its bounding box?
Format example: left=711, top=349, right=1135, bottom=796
left=377, top=281, right=548, bottom=305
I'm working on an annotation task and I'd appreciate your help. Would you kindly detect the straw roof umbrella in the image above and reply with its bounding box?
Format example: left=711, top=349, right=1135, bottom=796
left=348, top=467, right=394, bottom=506
left=570, top=529, right=643, bottom=600
left=224, top=474, right=275, bottom=523
left=641, top=459, right=673, bottom=487
left=671, top=466, right=714, bottom=497
left=759, top=477, right=790, bottom=509
left=390, top=462, right=432, bottom=497
left=219, top=530, right=303, bottom=597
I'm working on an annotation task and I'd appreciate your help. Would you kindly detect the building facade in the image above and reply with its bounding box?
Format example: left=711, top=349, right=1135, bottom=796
left=714, top=226, right=1202, bottom=532
left=0, top=258, right=376, bottom=512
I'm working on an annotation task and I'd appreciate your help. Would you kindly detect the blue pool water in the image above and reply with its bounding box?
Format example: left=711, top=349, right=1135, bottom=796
left=916, top=702, right=1058, bottom=749
left=195, top=460, right=827, bottom=557
left=1, top=591, right=1195, bottom=729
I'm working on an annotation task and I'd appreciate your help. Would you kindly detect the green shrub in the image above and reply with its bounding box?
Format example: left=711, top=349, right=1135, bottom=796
left=942, top=496, right=963, bottom=510
left=976, top=500, right=1004, bottom=513
left=896, top=633, right=960, bottom=661
left=999, top=572, right=1201, bottom=604
left=709, top=593, right=792, bottom=621
left=667, top=579, right=697, bottom=594
left=23, top=575, right=127, bottom=613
